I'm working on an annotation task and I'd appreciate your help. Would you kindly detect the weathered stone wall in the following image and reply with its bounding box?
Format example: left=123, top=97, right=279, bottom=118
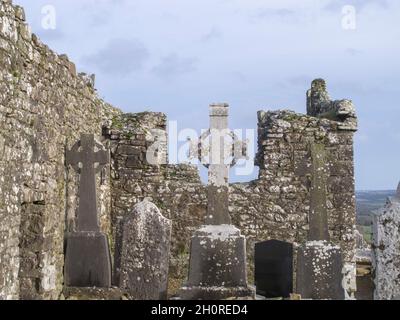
left=0, top=0, right=120, bottom=299
left=238, top=80, right=357, bottom=295
left=0, top=0, right=358, bottom=300
left=108, top=80, right=358, bottom=296
left=106, top=113, right=207, bottom=287
left=372, top=188, right=400, bottom=300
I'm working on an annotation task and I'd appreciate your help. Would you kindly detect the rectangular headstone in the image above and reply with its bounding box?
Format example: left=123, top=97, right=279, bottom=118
left=255, top=240, right=293, bottom=298
left=297, top=242, right=344, bottom=300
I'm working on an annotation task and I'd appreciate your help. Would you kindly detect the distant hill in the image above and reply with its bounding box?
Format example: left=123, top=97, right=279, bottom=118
left=356, top=190, right=396, bottom=226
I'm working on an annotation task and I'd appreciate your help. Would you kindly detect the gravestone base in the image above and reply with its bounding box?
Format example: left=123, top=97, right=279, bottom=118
left=63, top=287, right=126, bottom=300
left=64, top=231, right=112, bottom=288
left=296, top=241, right=345, bottom=300
left=180, top=225, right=255, bottom=300
left=180, top=286, right=255, bottom=300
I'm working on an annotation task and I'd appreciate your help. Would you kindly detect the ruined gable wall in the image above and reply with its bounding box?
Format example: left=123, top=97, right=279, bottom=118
left=231, top=109, right=357, bottom=282
left=0, top=0, right=120, bottom=299
left=231, top=80, right=357, bottom=292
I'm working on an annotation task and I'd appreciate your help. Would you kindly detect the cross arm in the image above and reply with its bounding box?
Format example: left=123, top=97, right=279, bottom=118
left=66, top=140, right=82, bottom=172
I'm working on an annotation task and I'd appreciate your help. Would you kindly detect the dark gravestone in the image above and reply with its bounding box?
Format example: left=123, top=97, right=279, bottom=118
left=255, top=240, right=293, bottom=298
left=64, top=134, right=112, bottom=288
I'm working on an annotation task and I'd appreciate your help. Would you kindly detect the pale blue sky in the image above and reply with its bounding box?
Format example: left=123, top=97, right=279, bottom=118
left=14, top=0, right=400, bottom=190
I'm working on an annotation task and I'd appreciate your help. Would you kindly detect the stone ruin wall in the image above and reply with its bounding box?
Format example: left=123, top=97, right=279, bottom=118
left=105, top=113, right=207, bottom=288
left=108, top=80, right=358, bottom=295
left=0, top=0, right=358, bottom=300
left=0, top=0, right=120, bottom=299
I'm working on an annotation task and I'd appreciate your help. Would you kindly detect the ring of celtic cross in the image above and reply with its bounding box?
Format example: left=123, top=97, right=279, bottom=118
left=190, top=129, right=248, bottom=169
left=67, top=139, right=109, bottom=174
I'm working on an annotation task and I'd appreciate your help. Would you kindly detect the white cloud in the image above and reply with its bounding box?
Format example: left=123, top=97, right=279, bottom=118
left=152, top=54, right=197, bottom=78
left=82, top=38, right=149, bottom=76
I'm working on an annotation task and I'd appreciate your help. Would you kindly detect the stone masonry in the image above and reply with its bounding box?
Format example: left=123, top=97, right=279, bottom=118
left=107, top=80, right=358, bottom=297
left=0, top=0, right=120, bottom=299
left=0, top=0, right=358, bottom=300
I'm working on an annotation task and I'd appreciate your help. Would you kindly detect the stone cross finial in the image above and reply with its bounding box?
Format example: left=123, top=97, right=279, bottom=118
left=66, top=134, right=110, bottom=232
left=189, top=103, right=247, bottom=225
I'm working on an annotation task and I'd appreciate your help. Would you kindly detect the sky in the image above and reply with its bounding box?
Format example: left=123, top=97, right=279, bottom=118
left=13, top=0, right=400, bottom=190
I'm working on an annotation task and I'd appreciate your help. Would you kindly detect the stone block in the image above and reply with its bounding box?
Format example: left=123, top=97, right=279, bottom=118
left=64, top=231, right=112, bottom=288
left=180, top=225, right=255, bottom=300
left=296, top=241, right=345, bottom=300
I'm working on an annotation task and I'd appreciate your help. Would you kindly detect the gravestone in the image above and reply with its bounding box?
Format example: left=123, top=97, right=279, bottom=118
left=255, top=240, right=293, bottom=298
left=297, top=242, right=344, bottom=300
left=180, top=103, right=255, bottom=300
left=64, top=134, right=112, bottom=288
left=296, top=142, right=345, bottom=300
left=117, top=199, right=172, bottom=300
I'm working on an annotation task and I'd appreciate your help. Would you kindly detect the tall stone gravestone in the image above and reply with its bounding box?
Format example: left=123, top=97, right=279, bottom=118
left=372, top=182, right=400, bottom=300
left=180, top=103, right=255, bottom=300
left=296, top=143, right=345, bottom=300
left=64, top=134, right=112, bottom=287
left=255, top=240, right=293, bottom=298
left=117, top=198, right=172, bottom=300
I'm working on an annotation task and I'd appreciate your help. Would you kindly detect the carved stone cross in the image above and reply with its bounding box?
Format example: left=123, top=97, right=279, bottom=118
left=64, top=134, right=112, bottom=288
left=189, top=103, right=247, bottom=225
left=295, top=142, right=345, bottom=300
left=295, top=142, right=330, bottom=241
left=181, top=104, right=255, bottom=300
left=66, top=134, right=110, bottom=232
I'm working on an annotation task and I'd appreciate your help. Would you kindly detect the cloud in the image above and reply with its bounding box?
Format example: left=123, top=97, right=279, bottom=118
left=323, top=0, right=390, bottom=12
left=356, top=133, right=368, bottom=143
left=233, top=72, right=246, bottom=83
left=201, top=27, right=222, bottom=42
left=36, top=28, right=65, bottom=42
left=152, top=54, right=197, bottom=78
left=345, top=48, right=363, bottom=56
left=286, top=75, right=313, bottom=86
left=82, top=38, right=149, bottom=76
left=252, top=7, right=300, bottom=23
left=257, top=8, right=296, bottom=19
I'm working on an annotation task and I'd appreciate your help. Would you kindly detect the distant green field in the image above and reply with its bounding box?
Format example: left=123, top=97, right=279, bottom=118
left=358, top=225, right=373, bottom=244
left=356, top=190, right=395, bottom=226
